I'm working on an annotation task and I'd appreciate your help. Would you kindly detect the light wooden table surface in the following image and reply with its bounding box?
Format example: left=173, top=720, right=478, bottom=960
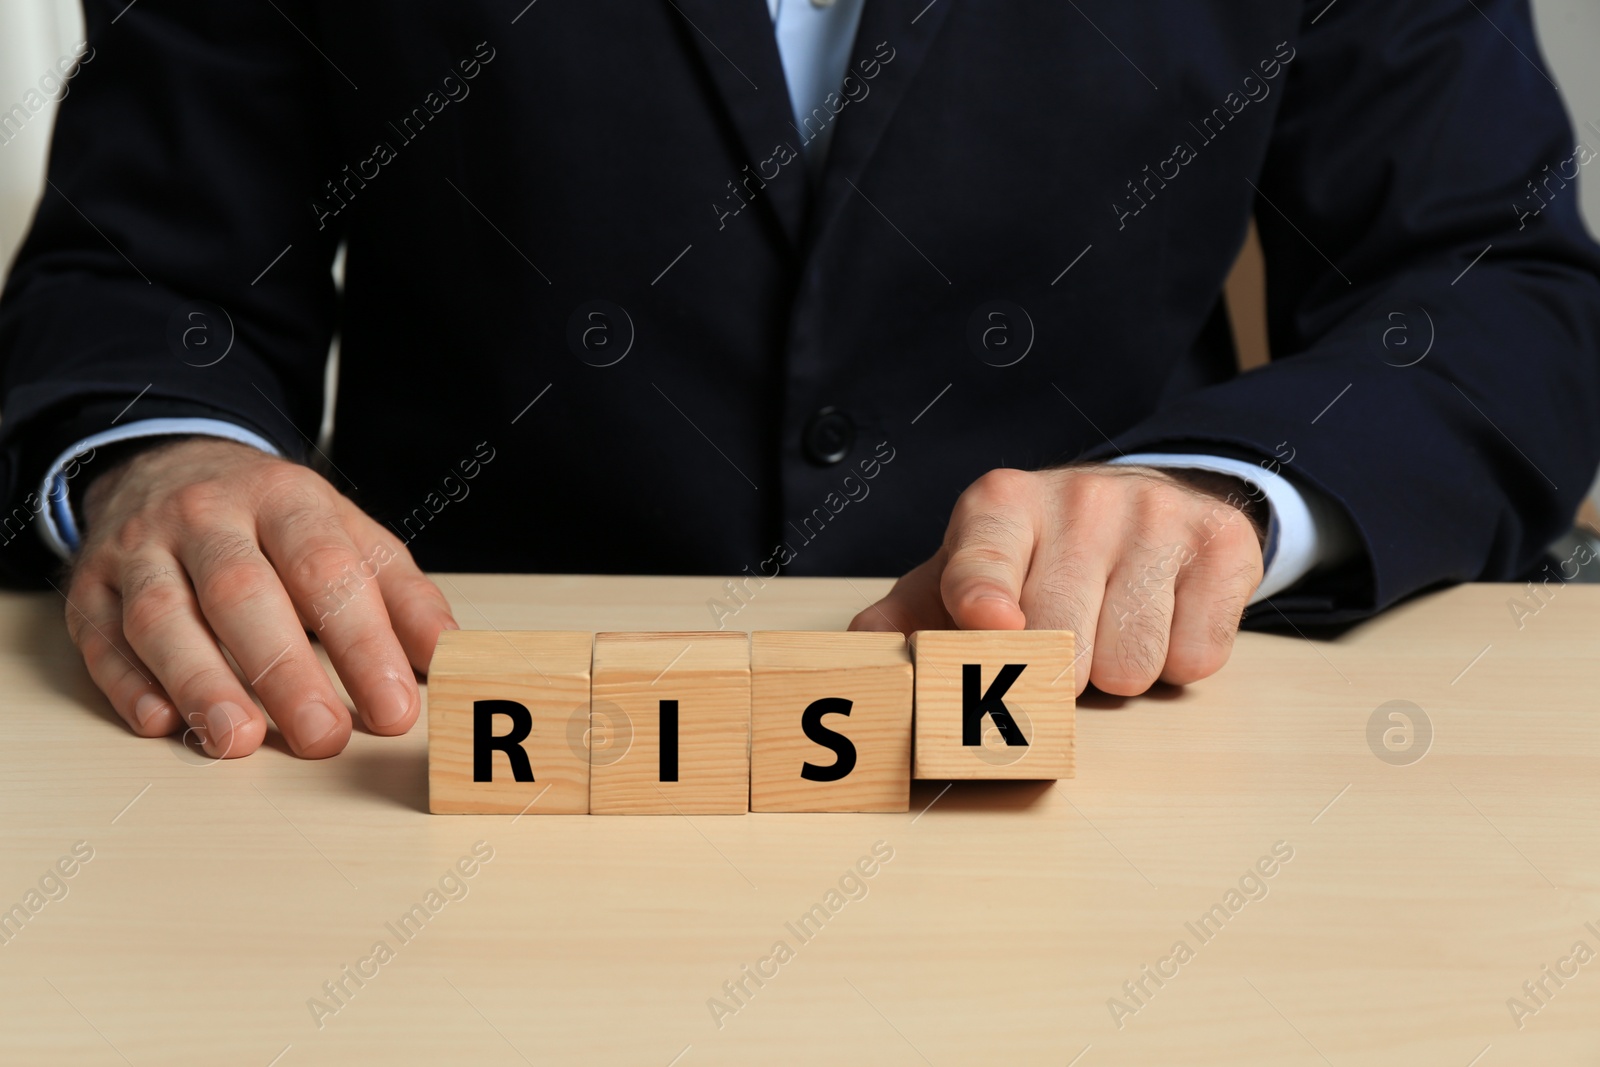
left=1, top=576, right=1596, bottom=1065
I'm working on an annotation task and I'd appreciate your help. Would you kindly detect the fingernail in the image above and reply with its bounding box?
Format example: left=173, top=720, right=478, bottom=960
left=134, top=692, right=169, bottom=730
left=203, top=701, right=252, bottom=753
left=442, top=618, right=460, bottom=631
left=368, top=681, right=414, bottom=730
left=294, top=701, right=341, bottom=749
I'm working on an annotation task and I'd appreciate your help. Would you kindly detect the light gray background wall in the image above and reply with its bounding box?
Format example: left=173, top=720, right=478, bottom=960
left=0, top=0, right=84, bottom=276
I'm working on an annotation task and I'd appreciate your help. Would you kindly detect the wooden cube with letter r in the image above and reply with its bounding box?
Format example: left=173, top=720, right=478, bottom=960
left=427, top=630, right=593, bottom=814
left=910, top=630, right=1075, bottom=780
left=750, top=631, right=912, bottom=812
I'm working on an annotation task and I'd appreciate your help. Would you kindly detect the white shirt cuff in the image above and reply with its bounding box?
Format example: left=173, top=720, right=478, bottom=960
left=1107, top=452, right=1357, bottom=603
left=38, top=418, right=282, bottom=558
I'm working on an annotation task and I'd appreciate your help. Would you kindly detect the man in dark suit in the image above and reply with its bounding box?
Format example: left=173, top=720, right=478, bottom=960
left=2, top=0, right=1597, bottom=759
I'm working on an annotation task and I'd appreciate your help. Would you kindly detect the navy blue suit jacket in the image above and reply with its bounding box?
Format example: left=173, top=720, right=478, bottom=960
left=2, top=0, right=1598, bottom=626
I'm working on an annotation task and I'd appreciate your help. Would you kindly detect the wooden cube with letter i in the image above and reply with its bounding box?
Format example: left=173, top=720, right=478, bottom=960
left=427, top=630, right=594, bottom=814
left=589, top=631, right=751, bottom=814
left=750, top=631, right=913, bottom=812
left=910, top=630, right=1075, bottom=780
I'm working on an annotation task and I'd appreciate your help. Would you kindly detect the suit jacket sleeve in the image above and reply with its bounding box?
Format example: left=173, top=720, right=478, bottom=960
left=0, top=0, right=341, bottom=585
left=1087, top=0, right=1600, bottom=626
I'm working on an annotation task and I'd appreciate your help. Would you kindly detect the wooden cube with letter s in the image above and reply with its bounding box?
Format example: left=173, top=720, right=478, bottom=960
left=749, top=631, right=913, bottom=812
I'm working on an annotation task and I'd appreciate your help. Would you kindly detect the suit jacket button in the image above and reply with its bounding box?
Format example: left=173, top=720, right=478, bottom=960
left=802, top=407, right=855, bottom=466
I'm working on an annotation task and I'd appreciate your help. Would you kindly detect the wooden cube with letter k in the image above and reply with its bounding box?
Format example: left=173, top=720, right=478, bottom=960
left=910, top=630, right=1075, bottom=780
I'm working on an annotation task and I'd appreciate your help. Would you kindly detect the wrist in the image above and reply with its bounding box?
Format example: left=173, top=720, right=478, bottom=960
left=79, top=435, right=204, bottom=533
left=1142, top=467, right=1270, bottom=547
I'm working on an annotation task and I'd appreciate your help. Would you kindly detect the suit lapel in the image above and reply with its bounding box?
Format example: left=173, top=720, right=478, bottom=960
left=666, top=0, right=809, bottom=249
left=805, top=0, right=955, bottom=251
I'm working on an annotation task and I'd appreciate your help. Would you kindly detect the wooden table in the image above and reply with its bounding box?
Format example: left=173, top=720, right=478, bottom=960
left=1, top=576, right=1596, bottom=1065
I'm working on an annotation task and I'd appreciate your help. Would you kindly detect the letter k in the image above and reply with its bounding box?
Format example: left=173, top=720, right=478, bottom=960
left=962, top=663, right=1029, bottom=746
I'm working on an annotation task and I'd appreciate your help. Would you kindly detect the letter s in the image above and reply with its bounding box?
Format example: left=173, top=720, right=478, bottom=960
left=799, top=698, right=858, bottom=782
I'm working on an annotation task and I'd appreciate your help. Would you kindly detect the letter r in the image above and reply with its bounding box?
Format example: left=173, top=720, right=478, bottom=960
left=473, top=700, right=535, bottom=782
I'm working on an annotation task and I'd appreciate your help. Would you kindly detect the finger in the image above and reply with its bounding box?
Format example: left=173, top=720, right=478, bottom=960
left=1162, top=514, right=1262, bottom=685
left=176, top=526, right=351, bottom=758
left=61, top=574, right=182, bottom=738
left=116, top=551, right=268, bottom=758
left=939, top=471, right=1038, bottom=630
left=848, top=553, right=954, bottom=633
left=260, top=507, right=418, bottom=735
left=1017, top=544, right=1108, bottom=698
left=1091, top=542, right=1182, bottom=696
left=358, top=519, right=459, bottom=675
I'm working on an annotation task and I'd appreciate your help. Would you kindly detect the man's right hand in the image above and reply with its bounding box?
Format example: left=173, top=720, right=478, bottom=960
left=63, top=438, right=458, bottom=759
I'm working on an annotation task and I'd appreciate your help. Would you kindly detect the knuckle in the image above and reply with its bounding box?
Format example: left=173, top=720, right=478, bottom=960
left=1230, top=547, right=1265, bottom=590
left=122, top=556, right=179, bottom=600
left=1164, top=643, right=1222, bottom=685
left=192, top=526, right=260, bottom=573
left=947, top=510, right=1026, bottom=556
left=1208, top=607, right=1244, bottom=652
left=1173, top=621, right=1237, bottom=682
left=1216, top=561, right=1261, bottom=619
left=1027, top=562, right=1095, bottom=630
left=960, top=468, right=1033, bottom=513
left=1137, top=488, right=1191, bottom=537
left=255, top=460, right=320, bottom=497
left=121, top=580, right=187, bottom=640
left=1114, top=643, right=1165, bottom=689
left=1189, top=500, right=1249, bottom=548
left=1062, top=469, right=1115, bottom=512
left=1219, top=514, right=1266, bottom=564
left=389, top=570, right=450, bottom=617
left=1106, top=608, right=1168, bottom=685
left=204, top=563, right=273, bottom=614
left=287, top=540, right=361, bottom=596
left=63, top=599, right=101, bottom=651
left=274, top=482, right=343, bottom=538
left=169, top=482, right=234, bottom=530
left=169, top=664, right=244, bottom=706
left=338, top=625, right=396, bottom=664
left=108, top=514, right=160, bottom=557
left=194, top=546, right=273, bottom=612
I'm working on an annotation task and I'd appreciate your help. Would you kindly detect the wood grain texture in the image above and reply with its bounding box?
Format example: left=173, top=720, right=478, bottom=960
left=426, top=630, right=592, bottom=814
left=911, top=629, right=1075, bottom=780
left=750, top=631, right=912, bottom=812
left=1, top=576, right=1597, bottom=1065
left=589, top=631, right=751, bottom=814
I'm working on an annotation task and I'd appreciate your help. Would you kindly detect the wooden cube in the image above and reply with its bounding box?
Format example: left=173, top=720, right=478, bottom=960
left=427, top=630, right=593, bottom=814
left=750, top=632, right=913, bottom=812
left=589, top=632, right=750, bottom=814
left=910, top=630, right=1075, bottom=780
